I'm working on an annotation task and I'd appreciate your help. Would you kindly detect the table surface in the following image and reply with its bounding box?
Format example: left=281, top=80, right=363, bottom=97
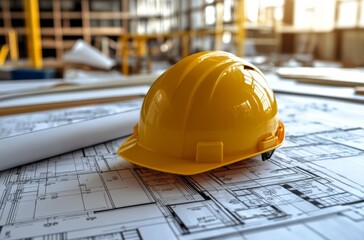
left=0, top=73, right=363, bottom=239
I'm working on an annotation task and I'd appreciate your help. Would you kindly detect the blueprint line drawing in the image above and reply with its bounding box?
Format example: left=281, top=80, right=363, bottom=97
left=0, top=99, right=143, bottom=139
left=0, top=93, right=364, bottom=239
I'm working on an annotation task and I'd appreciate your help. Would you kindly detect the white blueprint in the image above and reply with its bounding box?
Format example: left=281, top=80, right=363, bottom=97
left=0, top=100, right=143, bottom=139
left=0, top=94, right=364, bottom=239
left=0, top=100, right=143, bottom=171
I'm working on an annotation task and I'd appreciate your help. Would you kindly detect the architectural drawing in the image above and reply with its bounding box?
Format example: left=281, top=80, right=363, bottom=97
left=0, top=94, right=363, bottom=239
left=0, top=99, right=142, bottom=139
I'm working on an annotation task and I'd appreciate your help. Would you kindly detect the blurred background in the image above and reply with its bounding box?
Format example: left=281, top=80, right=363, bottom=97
left=0, top=0, right=363, bottom=78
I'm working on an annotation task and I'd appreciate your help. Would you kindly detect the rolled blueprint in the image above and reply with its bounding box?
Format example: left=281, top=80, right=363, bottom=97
left=0, top=109, right=139, bottom=171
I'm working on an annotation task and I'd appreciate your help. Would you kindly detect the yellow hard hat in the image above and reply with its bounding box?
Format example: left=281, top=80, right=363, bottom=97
left=118, top=51, right=285, bottom=175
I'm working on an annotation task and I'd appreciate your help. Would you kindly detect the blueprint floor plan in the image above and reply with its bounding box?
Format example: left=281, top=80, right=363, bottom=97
left=0, top=93, right=363, bottom=239
left=0, top=99, right=143, bottom=139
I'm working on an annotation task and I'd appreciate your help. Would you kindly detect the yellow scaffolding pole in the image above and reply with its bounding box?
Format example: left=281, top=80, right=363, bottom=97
left=0, top=45, right=9, bottom=65
left=215, top=2, right=224, bottom=50
left=235, top=0, right=245, bottom=57
left=182, top=34, right=190, bottom=58
left=121, top=37, right=129, bottom=75
left=8, top=30, right=19, bottom=62
left=24, top=0, right=43, bottom=68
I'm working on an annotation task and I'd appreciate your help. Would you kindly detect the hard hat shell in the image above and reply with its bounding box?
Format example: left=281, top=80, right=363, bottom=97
left=118, top=51, right=285, bottom=175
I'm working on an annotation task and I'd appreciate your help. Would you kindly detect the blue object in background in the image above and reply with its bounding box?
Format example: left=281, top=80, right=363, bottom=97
left=0, top=68, right=55, bottom=80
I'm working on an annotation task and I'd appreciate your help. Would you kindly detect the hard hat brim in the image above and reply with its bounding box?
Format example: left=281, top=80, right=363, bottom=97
left=118, top=121, right=285, bottom=175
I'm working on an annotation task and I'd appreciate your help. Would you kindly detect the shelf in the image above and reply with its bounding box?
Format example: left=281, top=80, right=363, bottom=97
left=0, top=28, right=26, bottom=35
left=0, top=0, right=275, bottom=64
left=89, top=12, right=129, bottom=19
left=42, top=39, right=63, bottom=48
left=9, top=11, right=84, bottom=19
left=90, top=27, right=125, bottom=35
